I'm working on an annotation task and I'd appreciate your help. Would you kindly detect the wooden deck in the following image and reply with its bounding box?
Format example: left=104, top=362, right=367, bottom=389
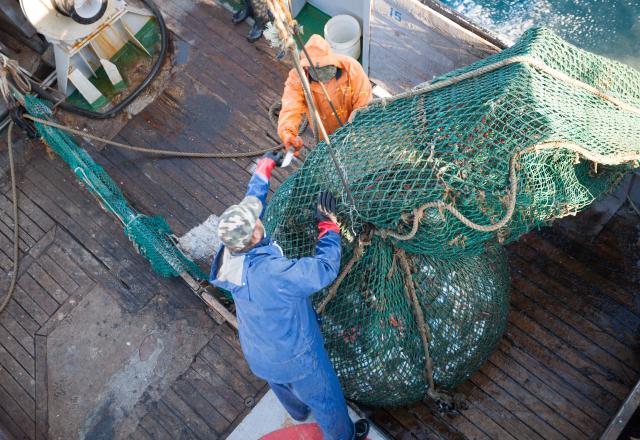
left=0, top=1, right=638, bottom=439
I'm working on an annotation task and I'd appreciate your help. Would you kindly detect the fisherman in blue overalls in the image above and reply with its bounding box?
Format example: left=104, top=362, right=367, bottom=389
left=210, top=152, right=369, bottom=440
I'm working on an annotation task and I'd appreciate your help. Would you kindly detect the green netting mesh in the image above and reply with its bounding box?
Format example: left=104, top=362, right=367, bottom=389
left=24, top=95, right=207, bottom=281
left=264, top=28, right=640, bottom=406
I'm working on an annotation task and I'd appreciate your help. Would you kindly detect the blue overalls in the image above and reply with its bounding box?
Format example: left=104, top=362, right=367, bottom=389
left=210, top=171, right=354, bottom=440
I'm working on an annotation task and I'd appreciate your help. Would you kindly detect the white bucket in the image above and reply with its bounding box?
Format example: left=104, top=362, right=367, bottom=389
left=324, top=14, right=361, bottom=60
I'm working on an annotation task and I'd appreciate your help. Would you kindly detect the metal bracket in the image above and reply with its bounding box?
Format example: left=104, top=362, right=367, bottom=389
left=180, top=272, right=238, bottom=329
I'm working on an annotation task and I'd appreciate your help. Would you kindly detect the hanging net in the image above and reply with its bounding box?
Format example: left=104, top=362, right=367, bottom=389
left=24, top=95, right=207, bottom=281
left=264, top=27, right=640, bottom=406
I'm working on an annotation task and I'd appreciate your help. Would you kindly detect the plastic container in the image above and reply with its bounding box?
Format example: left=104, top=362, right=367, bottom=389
left=324, top=14, right=361, bottom=60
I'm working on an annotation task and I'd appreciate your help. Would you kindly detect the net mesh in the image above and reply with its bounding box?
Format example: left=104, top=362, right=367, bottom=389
left=264, top=28, right=640, bottom=405
left=24, top=95, right=207, bottom=281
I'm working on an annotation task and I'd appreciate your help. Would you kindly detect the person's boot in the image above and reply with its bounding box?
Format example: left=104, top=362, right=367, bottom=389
left=247, top=16, right=264, bottom=43
left=232, top=1, right=252, bottom=24
left=355, top=419, right=370, bottom=440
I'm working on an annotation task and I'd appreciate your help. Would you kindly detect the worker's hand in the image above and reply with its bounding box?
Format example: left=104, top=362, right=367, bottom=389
left=256, top=151, right=283, bottom=179
left=315, top=191, right=338, bottom=224
left=315, top=191, right=339, bottom=238
left=282, top=132, right=303, bottom=153
left=264, top=150, right=284, bottom=167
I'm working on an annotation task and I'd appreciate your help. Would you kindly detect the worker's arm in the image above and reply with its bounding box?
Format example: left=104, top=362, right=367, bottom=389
left=277, top=226, right=341, bottom=299
left=277, top=70, right=305, bottom=152
left=246, top=151, right=282, bottom=217
left=277, top=191, right=342, bottom=298
left=348, top=61, right=373, bottom=110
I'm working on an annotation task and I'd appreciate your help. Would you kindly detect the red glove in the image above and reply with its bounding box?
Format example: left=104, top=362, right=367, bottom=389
left=318, top=220, right=340, bottom=238
left=282, top=132, right=303, bottom=156
left=256, top=157, right=277, bottom=179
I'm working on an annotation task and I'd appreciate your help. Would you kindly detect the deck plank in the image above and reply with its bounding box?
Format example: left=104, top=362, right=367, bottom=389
left=0, top=312, right=34, bottom=356
left=382, top=407, right=442, bottom=439
left=456, top=381, right=543, bottom=440
left=26, top=263, right=68, bottom=306
left=139, top=413, right=173, bottom=440
left=151, top=400, right=199, bottom=440
left=510, top=253, right=639, bottom=364
left=510, top=284, right=637, bottom=384
left=3, top=300, right=39, bottom=337
left=0, top=365, right=35, bottom=423
left=504, top=322, right=620, bottom=415
left=514, top=246, right=640, bottom=353
left=508, top=308, right=629, bottom=400
left=172, top=379, right=228, bottom=435
left=497, top=340, right=609, bottom=425
left=162, top=388, right=217, bottom=440
left=0, top=378, right=34, bottom=440
left=0, top=325, right=34, bottom=379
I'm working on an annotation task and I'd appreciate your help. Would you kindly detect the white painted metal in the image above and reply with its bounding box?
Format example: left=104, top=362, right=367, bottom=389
left=100, top=59, right=124, bottom=86
left=308, top=0, right=368, bottom=24
left=74, top=0, right=104, bottom=18
left=228, top=390, right=390, bottom=440
left=21, top=0, right=153, bottom=97
left=20, top=0, right=126, bottom=42
left=68, top=69, right=103, bottom=105
left=367, top=0, right=499, bottom=94
left=289, top=0, right=306, bottom=18
left=372, top=84, right=392, bottom=98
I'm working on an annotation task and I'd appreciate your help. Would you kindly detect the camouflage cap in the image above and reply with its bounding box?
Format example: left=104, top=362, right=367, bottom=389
left=217, top=196, right=263, bottom=250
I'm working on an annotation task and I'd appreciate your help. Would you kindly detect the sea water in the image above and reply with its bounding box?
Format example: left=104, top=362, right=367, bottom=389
left=440, top=0, right=640, bottom=70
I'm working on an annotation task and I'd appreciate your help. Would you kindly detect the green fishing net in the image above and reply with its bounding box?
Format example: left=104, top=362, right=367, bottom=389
left=264, top=28, right=640, bottom=405
left=24, top=95, right=207, bottom=281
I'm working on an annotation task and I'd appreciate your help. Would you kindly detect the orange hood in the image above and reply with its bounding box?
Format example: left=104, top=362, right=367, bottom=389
left=299, top=34, right=340, bottom=68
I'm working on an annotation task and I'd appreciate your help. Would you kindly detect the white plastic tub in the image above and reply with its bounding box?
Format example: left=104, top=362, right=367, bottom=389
left=324, top=14, right=362, bottom=60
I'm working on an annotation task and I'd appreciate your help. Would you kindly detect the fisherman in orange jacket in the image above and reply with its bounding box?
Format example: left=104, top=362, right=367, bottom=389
left=277, top=34, right=373, bottom=154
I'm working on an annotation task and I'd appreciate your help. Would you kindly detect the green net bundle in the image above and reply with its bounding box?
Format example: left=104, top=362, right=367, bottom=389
left=264, top=28, right=640, bottom=406
left=319, top=238, right=509, bottom=406
left=25, top=95, right=206, bottom=280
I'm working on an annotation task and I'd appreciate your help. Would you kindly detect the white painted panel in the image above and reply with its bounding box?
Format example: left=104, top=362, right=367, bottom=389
left=308, top=0, right=368, bottom=22
left=68, top=69, right=103, bottom=105
left=368, top=0, right=499, bottom=94
left=228, top=390, right=390, bottom=439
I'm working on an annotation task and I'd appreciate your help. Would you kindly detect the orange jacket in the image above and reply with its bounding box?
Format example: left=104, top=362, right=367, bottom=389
left=278, top=35, right=373, bottom=143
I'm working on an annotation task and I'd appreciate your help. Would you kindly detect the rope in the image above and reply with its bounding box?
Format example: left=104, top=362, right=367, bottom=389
left=317, top=233, right=371, bottom=314
left=264, top=0, right=358, bottom=212
left=396, top=248, right=454, bottom=408
left=366, top=54, right=640, bottom=241
left=377, top=140, right=640, bottom=241
left=0, top=54, right=31, bottom=101
left=24, top=115, right=281, bottom=158
left=1, top=123, right=20, bottom=315
left=390, top=55, right=640, bottom=116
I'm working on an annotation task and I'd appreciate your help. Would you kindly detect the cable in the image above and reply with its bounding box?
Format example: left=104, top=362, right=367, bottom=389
left=0, top=122, right=19, bottom=315
left=24, top=114, right=281, bottom=158
left=264, top=0, right=357, bottom=209
left=29, top=0, right=168, bottom=119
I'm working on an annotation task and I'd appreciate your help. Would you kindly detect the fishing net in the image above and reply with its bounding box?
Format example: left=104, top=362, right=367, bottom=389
left=24, top=95, right=207, bottom=281
left=264, top=27, right=640, bottom=406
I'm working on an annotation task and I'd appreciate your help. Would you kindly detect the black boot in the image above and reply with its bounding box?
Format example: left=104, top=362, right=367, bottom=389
left=247, top=17, right=264, bottom=43
left=355, top=419, right=370, bottom=440
left=232, top=0, right=252, bottom=24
